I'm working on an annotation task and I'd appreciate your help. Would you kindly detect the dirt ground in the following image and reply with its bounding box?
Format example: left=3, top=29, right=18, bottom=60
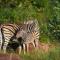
left=0, top=53, right=21, bottom=60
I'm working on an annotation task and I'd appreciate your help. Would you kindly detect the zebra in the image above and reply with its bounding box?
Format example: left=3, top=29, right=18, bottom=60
left=0, top=23, right=27, bottom=53
left=0, top=20, right=39, bottom=54
left=0, top=25, right=3, bottom=51
left=23, top=19, right=40, bottom=51
left=16, top=20, right=40, bottom=54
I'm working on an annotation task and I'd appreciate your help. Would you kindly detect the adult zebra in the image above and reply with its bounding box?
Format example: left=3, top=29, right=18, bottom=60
left=16, top=20, right=40, bottom=54
left=0, top=23, right=27, bottom=53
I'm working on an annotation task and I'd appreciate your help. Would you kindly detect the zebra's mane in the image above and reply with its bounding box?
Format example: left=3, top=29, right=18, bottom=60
left=23, top=19, right=39, bottom=32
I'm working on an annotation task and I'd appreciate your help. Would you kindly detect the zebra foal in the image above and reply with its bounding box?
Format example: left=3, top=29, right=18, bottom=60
left=16, top=20, right=40, bottom=54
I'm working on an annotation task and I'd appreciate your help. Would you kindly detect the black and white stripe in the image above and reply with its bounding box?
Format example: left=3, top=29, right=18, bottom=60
left=0, top=23, right=24, bottom=53
left=0, top=20, right=40, bottom=54
left=16, top=20, right=40, bottom=54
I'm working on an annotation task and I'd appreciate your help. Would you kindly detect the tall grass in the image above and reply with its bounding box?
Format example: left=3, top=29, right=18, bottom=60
left=20, top=44, right=60, bottom=60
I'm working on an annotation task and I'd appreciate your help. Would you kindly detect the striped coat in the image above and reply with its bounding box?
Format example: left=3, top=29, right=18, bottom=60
left=0, top=23, right=27, bottom=53
left=16, top=20, right=40, bottom=54
left=0, top=20, right=40, bottom=54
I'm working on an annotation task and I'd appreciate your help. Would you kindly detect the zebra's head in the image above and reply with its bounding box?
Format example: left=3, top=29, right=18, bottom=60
left=16, top=29, right=27, bottom=39
left=16, top=29, right=28, bottom=44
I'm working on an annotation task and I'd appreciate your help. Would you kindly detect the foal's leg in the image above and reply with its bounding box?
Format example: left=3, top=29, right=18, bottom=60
left=23, top=44, right=26, bottom=54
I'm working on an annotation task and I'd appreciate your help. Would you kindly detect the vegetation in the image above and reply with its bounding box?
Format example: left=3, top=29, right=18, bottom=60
left=0, top=0, right=60, bottom=42
left=20, top=44, right=60, bottom=60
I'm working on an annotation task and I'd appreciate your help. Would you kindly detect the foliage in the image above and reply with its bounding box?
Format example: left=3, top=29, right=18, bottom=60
left=0, top=0, right=60, bottom=42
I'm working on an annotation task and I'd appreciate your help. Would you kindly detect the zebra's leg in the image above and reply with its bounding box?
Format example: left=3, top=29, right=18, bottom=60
left=32, top=41, right=35, bottom=48
left=23, top=44, right=26, bottom=54
left=34, top=39, right=39, bottom=49
left=19, top=46, right=22, bottom=54
left=26, top=43, right=29, bottom=53
left=0, top=31, right=3, bottom=51
left=0, top=39, right=2, bottom=51
left=3, top=37, right=10, bottom=53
